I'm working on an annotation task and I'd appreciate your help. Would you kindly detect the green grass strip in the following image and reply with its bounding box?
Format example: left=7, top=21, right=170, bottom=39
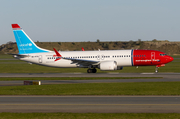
left=0, top=77, right=162, bottom=81
left=0, top=82, right=180, bottom=95
left=0, top=113, right=180, bottom=119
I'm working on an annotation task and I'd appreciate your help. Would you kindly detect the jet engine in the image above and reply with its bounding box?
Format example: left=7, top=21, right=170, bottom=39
left=98, top=61, right=123, bottom=71
left=99, top=61, right=117, bottom=70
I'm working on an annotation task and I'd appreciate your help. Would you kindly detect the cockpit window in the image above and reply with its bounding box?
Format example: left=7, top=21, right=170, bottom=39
left=160, top=54, right=167, bottom=56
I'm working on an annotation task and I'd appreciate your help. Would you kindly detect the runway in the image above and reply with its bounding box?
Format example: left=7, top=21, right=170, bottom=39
left=1, top=78, right=180, bottom=86
left=0, top=96, right=180, bottom=113
left=0, top=73, right=180, bottom=86
left=0, top=72, right=180, bottom=78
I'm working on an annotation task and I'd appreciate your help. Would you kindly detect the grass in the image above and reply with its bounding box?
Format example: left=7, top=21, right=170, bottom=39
left=0, top=54, right=14, bottom=59
left=0, top=113, right=180, bottom=119
left=1, top=82, right=180, bottom=95
left=0, top=77, right=161, bottom=81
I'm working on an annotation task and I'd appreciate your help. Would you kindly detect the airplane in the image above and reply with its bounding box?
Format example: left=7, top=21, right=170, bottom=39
left=11, top=24, right=174, bottom=73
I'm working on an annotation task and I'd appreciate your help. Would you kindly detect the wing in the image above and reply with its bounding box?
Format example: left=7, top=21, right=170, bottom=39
left=62, top=57, right=99, bottom=66
left=53, top=48, right=99, bottom=67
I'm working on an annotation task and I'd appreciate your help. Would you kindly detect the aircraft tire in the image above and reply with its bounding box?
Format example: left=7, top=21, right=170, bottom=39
left=87, top=69, right=92, bottom=73
left=155, top=67, right=158, bottom=73
left=92, top=68, right=97, bottom=73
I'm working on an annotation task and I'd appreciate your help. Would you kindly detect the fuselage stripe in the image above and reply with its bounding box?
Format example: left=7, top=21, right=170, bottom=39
left=131, top=49, right=134, bottom=66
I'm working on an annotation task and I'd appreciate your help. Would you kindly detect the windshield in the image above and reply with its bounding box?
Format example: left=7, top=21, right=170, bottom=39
left=160, top=54, right=167, bottom=56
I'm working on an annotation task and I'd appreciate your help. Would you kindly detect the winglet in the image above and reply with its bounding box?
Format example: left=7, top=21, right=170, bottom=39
left=53, top=48, right=62, bottom=61
left=12, top=24, right=21, bottom=29
left=81, top=47, right=85, bottom=51
left=53, top=48, right=62, bottom=57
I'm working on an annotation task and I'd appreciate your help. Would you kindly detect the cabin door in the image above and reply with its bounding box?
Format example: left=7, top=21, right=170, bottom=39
left=151, top=52, right=155, bottom=60
left=39, top=55, right=42, bottom=63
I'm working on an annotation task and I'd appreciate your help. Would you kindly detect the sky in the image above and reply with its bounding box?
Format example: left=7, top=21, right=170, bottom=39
left=1, top=0, right=180, bottom=45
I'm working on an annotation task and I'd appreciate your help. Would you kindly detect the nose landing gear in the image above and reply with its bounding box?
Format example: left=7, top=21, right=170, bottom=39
left=155, top=64, right=165, bottom=73
left=155, top=67, right=159, bottom=73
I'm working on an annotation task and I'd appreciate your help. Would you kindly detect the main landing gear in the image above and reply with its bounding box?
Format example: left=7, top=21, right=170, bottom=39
left=87, top=68, right=97, bottom=73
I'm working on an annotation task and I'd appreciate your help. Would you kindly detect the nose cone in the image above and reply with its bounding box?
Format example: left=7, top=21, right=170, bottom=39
left=167, top=56, right=174, bottom=63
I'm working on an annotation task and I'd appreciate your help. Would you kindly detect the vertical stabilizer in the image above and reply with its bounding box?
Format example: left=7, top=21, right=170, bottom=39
left=12, top=24, right=50, bottom=54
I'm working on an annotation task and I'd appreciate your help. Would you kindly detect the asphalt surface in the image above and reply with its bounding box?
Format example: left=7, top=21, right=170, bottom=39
left=0, top=73, right=180, bottom=86
left=0, top=96, right=180, bottom=113
left=1, top=78, right=180, bottom=86
left=0, top=72, right=180, bottom=78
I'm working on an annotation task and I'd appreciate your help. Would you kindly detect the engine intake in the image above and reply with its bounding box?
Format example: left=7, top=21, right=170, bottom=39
left=99, top=61, right=116, bottom=70
left=98, top=61, right=123, bottom=71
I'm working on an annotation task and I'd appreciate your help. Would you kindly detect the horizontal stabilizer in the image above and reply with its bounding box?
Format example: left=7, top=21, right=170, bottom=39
left=8, top=53, right=29, bottom=58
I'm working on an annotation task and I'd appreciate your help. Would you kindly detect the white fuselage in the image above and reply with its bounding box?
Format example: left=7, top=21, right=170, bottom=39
left=20, top=50, right=133, bottom=68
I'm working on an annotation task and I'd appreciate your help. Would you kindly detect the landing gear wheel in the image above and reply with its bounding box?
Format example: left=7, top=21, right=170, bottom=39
left=87, top=68, right=97, bottom=73
left=155, top=67, right=158, bottom=73
left=87, top=69, right=92, bottom=73
left=92, top=68, right=97, bottom=73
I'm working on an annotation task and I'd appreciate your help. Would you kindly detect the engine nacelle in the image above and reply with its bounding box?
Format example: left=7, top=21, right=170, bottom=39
left=99, top=61, right=117, bottom=71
